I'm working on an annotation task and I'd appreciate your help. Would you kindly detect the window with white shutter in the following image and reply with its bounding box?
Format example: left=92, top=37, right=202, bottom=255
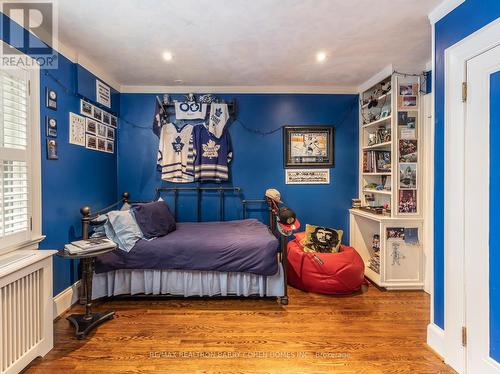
left=0, top=45, right=41, bottom=253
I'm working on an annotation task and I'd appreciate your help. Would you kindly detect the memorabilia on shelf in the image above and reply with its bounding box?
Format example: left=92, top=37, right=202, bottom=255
left=283, top=126, right=334, bottom=168
left=69, top=112, right=86, bottom=147
left=380, top=103, right=391, bottom=118
left=399, top=163, right=417, bottom=189
left=372, top=234, right=380, bottom=251
left=46, top=117, right=57, bottom=137
left=398, top=96, right=417, bottom=109
left=398, top=190, right=417, bottom=214
left=46, top=88, right=57, bottom=110
left=399, top=140, right=418, bottom=162
left=351, top=198, right=361, bottom=208
left=399, top=83, right=418, bottom=96
left=367, top=133, right=377, bottom=146
left=46, top=139, right=58, bottom=160
left=376, top=151, right=391, bottom=173
left=376, top=127, right=391, bottom=143
left=387, top=227, right=405, bottom=239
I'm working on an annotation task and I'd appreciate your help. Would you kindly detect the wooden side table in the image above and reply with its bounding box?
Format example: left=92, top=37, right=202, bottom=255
left=57, top=247, right=116, bottom=339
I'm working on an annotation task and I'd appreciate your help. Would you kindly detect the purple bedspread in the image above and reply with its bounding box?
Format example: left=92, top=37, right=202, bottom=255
left=94, top=219, right=279, bottom=276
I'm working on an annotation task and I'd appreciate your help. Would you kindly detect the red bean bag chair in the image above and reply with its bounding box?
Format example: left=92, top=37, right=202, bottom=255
left=287, top=232, right=365, bottom=295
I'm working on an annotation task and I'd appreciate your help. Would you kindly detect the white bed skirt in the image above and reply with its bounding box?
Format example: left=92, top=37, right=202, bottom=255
left=92, top=264, right=284, bottom=299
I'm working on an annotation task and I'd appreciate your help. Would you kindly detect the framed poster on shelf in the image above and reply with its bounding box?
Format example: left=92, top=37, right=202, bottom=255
left=283, top=125, right=334, bottom=168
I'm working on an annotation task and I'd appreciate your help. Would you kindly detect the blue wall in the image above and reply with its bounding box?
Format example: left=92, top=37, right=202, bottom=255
left=1, top=13, right=118, bottom=294
left=433, top=0, right=500, bottom=328
left=118, top=93, right=358, bottom=240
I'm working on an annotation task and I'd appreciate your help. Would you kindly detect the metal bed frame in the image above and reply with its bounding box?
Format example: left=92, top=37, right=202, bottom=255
left=80, top=186, right=289, bottom=305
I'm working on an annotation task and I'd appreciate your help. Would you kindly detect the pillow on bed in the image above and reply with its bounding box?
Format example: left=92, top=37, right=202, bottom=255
left=132, top=201, right=176, bottom=239
left=106, top=210, right=143, bottom=252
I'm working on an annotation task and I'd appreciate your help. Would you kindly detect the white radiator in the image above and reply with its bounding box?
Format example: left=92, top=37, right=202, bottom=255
left=0, top=251, right=55, bottom=374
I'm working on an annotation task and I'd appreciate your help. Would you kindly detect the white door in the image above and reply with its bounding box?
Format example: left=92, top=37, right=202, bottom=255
left=464, top=44, right=500, bottom=374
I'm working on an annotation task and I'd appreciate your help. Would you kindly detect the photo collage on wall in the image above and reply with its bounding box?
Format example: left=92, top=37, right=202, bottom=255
left=80, top=99, right=116, bottom=153
left=397, top=83, right=418, bottom=214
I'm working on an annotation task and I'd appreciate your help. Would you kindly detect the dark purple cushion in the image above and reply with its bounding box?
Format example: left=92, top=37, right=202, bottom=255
left=132, top=201, right=176, bottom=239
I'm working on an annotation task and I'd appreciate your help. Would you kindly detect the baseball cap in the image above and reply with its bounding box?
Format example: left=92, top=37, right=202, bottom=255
left=265, top=188, right=282, bottom=203
left=277, top=207, right=300, bottom=233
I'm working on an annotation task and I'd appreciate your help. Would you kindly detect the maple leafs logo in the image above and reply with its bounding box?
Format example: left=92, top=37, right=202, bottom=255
left=215, top=108, right=222, bottom=117
left=171, top=136, right=184, bottom=153
left=202, top=139, right=220, bottom=159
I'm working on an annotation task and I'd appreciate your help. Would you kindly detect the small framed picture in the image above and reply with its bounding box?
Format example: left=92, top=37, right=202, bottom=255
left=97, top=123, right=107, bottom=138
left=86, top=118, right=98, bottom=134
left=398, top=190, right=417, bottom=214
left=93, top=107, right=103, bottom=122
left=380, top=103, right=391, bottom=118
left=80, top=100, right=93, bottom=117
left=399, top=139, right=418, bottom=162
left=46, top=116, right=57, bottom=137
left=399, top=96, right=417, bottom=109
left=97, top=137, right=106, bottom=151
left=102, top=111, right=111, bottom=125
left=110, top=115, right=117, bottom=128
left=86, top=135, right=97, bottom=150
left=283, top=125, right=335, bottom=168
left=399, top=84, right=417, bottom=96
left=46, top=138, right=58, bottom=159
left=46, top=88, right=57, bottom=110
left=106, top=140, right=114, bottom=154
left=399, top=163, right=417, bottom=189
left=106, top=126, right=115, bottom=140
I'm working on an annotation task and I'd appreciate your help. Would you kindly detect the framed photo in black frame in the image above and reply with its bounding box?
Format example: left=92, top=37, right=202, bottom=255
left=283, top=125, right=335, bottom=168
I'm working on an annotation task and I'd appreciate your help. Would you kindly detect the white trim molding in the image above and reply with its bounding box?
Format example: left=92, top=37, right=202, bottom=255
left=427, top=323, right=445, bottom=358
left=119, top=85, right=358, bottom=94
left=442, top=17, right=500, bottom=374
left=53, top=281, right=81, bottom=319
left=428, top=0, right=465, bottom=25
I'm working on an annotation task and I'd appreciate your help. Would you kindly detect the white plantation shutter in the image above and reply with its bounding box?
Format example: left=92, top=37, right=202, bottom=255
left=0, top=67, right=31, bottom=247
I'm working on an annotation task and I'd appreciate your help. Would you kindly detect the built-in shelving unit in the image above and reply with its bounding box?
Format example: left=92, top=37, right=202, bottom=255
left=350, top=72, right=424, bottom=290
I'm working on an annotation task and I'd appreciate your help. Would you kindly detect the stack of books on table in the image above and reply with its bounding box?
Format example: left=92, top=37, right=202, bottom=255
left=64, top=238, right=116, bottom=255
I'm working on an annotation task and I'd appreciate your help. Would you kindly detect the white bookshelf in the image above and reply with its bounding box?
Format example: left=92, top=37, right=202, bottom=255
left=350, top=73, right=424, bottom=290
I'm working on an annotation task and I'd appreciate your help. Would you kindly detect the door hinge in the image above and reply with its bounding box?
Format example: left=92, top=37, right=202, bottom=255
left=462, top=82, right=467, bottom=102
left=30, top=216, right=33, bottom=231
left=462, top=326, right=467, bottom=347
left=28, top=80, right=30, bottom=96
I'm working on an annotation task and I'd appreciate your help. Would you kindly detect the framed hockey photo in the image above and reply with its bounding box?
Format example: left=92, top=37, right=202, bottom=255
left=106, top=126, right=115, bottom=140
left=80, top=99, right=93, bottom=117
left=110, top=115, right=117, bottom=128
left=102, top=111, right=111, bottom=125
left=97, top=137, right=106, bottom=152
left=283, top=126, right=334, bottom=168
left=93, top=107, right=103, bottom=122
left=86, top=134, right=97, bottom=150
left=86, top=118, right=98, bottom=135
left=105, top=140, right=114, bottom=154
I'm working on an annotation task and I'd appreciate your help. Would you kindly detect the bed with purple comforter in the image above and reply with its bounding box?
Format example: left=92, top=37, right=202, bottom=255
left=95, top=218, right=279, bottom=276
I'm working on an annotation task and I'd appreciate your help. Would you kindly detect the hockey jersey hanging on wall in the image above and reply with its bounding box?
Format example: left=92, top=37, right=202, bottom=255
left=157, top=123, right=195, bottom=183
left=192, top=124, right=232, bottom=182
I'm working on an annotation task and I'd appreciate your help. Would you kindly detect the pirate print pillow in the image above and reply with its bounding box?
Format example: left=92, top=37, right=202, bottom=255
left=303, top=224, right=343, bottom=253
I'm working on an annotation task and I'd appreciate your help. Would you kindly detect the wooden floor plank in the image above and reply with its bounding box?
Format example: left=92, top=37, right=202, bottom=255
left=24, top=286, right=454, bottom=373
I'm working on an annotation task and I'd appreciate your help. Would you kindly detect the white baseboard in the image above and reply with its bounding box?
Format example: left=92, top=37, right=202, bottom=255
left=427, top=323, right=445, bottom=358
left=53, top=280, right=81, bottom=319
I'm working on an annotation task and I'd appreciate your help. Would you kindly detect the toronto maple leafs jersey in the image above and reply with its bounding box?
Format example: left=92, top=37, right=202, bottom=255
left=157, top=123, right=195, bottom=183
left=192, top=124, right=232, bottom=182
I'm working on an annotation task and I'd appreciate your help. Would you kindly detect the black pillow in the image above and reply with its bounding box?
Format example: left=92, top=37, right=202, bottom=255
left=132, top=201, right=176, bottom=239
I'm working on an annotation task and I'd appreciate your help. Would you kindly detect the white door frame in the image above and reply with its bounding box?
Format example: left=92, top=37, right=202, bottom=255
left=465, top=43, right=500, bottom=374
left=444, top=18, right=500, bottom=374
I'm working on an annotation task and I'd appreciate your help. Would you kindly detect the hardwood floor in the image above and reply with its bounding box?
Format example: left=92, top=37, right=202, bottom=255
left=24, top=286, right=454, bottom=374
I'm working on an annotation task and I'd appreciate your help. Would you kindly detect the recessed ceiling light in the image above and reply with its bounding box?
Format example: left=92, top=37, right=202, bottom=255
left=162, top=51, right=173, bottom=61
left=316, top=51, right=327, bottom=63
left=174, top=79, right=184, bottom=84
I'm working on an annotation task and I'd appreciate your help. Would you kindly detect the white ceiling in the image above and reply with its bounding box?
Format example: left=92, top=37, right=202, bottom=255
left=54, top=0, right=440, bottom=90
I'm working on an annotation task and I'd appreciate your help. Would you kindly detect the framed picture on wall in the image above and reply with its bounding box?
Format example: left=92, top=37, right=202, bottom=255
left=283, top=125, right=335, bottom=168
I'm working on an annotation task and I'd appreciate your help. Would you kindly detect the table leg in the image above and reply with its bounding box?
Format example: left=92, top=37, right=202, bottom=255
left=67, top=257, right=114, bottom=339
